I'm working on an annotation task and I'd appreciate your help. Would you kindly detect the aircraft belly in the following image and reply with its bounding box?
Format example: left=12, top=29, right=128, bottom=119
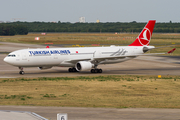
left=58, top=63, right=75, bottom=67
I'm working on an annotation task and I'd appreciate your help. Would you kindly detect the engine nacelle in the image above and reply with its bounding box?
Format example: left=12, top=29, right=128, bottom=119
left=75, top=61, right=93, bottom=71
left=38, top=66, right=52, bottom=70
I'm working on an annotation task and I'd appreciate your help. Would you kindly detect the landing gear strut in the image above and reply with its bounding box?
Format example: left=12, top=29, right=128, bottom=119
left=19, top=67, right=25, bottom=75
left=91, top=69, right=102, bottom=73
left=68, top=67, right=78, bottom=72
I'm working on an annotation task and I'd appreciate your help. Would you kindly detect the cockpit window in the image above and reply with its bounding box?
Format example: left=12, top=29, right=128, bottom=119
left=7, top=54, right=16, bottom=57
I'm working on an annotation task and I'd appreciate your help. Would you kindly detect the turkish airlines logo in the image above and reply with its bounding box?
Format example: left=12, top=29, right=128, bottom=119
left=138, top=28, right=151, bottom=46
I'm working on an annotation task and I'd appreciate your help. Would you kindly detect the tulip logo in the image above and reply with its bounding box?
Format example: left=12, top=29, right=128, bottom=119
left=138, top=28, right=151, bottom=46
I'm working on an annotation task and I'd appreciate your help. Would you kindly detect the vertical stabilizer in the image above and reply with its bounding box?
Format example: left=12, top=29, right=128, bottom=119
left=129, top=20, right=156, bottom=46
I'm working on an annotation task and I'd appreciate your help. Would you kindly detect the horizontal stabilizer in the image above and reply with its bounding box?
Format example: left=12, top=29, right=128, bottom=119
left=167, top=48, right=176, bottom=54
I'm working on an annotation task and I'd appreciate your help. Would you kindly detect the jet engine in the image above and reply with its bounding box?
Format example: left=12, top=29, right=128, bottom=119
left=38, top=66, right=52, bottom=70
left=75, top=61, right=93, bottom=71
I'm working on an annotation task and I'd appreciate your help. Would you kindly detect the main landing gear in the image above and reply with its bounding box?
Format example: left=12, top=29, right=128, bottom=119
left=19, top=67, right=25, bottom=75
left=68, top=67, right=102, bottom=73
left=68, top=67, right=78, bottom=72
left=91, top=64, right=102, bottom=73
left=91, top=69, right=102, bottom=73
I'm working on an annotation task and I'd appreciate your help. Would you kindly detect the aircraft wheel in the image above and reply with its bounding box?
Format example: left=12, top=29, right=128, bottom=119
left=72, top=68, right=78, bottom=72
left=98, top=69, right=102, bottom=73
left=19, top=71, right=25, bottom=75
left=91, top=69, right=102, bottom=73
left=91, top=69, right=95, bottom=73
left=94, top=69, right=98, bottom=73
left=68, top=68, right=72, bottom=72
left=69, top=68, right=78, bottom=72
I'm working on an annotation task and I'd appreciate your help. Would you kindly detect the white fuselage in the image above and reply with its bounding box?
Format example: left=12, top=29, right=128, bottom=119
left=3, top=20, right=157, bottom=74
left=4, top=45, right=149, bottom=68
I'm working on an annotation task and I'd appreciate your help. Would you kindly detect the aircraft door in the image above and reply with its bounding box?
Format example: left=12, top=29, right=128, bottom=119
left=54, top=54, right=58, bottom=59
left=94, top=50, right=101, bottom=58
left=21, top=52, right=27, bottom=60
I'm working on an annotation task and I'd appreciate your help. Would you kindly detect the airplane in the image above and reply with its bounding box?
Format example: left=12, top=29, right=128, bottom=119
left=3, top=20, right=175, bottom=75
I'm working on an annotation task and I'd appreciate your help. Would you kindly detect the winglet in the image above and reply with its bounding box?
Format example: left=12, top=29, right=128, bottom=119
left=46, top=46, right=49, bottom=48
left=167, top=48, right=176, bottom=54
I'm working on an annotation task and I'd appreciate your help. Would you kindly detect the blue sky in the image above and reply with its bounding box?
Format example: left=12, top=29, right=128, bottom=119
left=0, top=0, right=179, bottom=23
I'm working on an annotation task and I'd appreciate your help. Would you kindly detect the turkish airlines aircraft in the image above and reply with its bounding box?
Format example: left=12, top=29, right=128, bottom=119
left=3, top=20, right=175, bottom=75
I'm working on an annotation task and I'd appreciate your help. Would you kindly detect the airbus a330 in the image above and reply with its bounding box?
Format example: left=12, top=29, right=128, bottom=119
left=3, top=20, right=175, bottom=75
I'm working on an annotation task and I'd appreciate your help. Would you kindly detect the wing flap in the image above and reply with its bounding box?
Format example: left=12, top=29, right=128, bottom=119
left=65, top=58, right=92, bottom=64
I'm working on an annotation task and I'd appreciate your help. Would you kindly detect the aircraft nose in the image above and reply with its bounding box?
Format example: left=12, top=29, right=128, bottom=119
left=4, top=57, right=9, bottom=63
left=3, top=56, right=13, bottom=65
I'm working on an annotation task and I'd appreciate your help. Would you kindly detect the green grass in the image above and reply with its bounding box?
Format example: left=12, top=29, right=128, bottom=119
left=0, top=33, right=179, bottom=45
left=0, top=33, right=179, bottom=55
left=0, top=75, right=180, bottom=108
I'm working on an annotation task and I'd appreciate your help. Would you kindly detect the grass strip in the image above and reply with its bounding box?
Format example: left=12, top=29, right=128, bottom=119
left=0, top=75, right=180, bottom=108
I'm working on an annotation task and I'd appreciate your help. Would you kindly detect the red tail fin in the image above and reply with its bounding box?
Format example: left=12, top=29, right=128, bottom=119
left=129, top=20, right=156, bottom=46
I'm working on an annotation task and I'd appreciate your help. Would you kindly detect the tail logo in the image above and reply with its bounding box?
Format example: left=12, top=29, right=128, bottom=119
left=138, top=28, right=151, bottom=46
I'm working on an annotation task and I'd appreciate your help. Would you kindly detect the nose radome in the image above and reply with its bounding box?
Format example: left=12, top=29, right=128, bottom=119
left=3, top=57, right=12, bottom=64
left=3, top=57, right=8, bottom=63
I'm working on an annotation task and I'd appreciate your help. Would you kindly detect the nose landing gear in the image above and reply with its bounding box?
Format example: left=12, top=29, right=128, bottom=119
left=19, top=67, right=25, bottom=75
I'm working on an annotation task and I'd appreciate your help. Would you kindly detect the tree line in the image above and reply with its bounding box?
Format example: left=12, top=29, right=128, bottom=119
left=1, top=21, right=180, bottom=35
left=0, top=24, right=28, bottom=36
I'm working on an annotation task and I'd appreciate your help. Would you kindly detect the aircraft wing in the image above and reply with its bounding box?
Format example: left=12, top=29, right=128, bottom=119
left=64, top=55, right=140, bottom=65
left=64, top=48, right=176, bottom=64
left=63, top=55, right=133, bottom=64
left=127, top=48, right=176, bottom=56
left=64, top=58, right=92, bottom=64
left=141, top=48, right=176, bottom=55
